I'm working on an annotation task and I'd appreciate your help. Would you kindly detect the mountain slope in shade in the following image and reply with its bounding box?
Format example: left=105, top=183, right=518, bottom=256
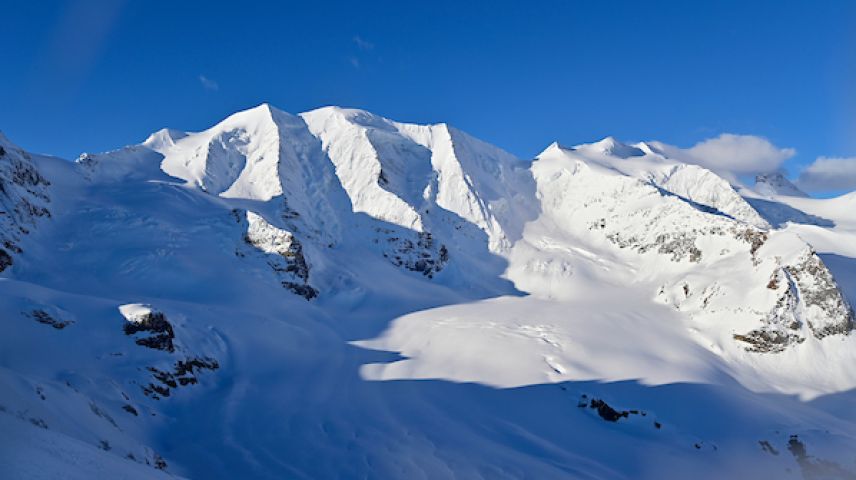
left=0, top=133, right=53, bottom=272
left=2, top=105, right=856, bottom=479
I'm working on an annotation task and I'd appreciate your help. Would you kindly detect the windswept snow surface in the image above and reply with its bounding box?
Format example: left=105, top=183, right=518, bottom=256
left=2, top=109, right=856, bottom=479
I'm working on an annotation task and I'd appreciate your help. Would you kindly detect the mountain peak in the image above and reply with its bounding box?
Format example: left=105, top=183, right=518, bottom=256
left=142, top=128, right=188, bottom=151
left=754, top=171, right=808, bottom=198
left=218, top=102, right=284, bottom=127
left=580, top=136, right=646, bottom=158
left=303, top=105, right=406, bottom=133
left=535, top=141, right=569, bottom=159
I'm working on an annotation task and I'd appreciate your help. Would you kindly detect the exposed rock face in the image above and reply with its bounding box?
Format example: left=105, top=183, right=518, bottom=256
left=575, top=394, right=659, bottom=429
left=26, top=309, right=74, bottom=330
left=0, top=249, right=12, bottom=271
left=242, top=210, right=318, bottom=299
left=120, top=305, right=175, bottom=352
left=734, top=278, right=804, bottom=353
left=118, top=303, right=221, bottom=400
left=608, top=230, right=704, bottom=263
left=377, top=228, right=448, bottom=278
left=143, top=357, right=220, bottom=400
left=733, top=248, right=853, bottom=352
left=0, top=134, right=51, bottom=272
left=785, top=250, right=854, bottom=338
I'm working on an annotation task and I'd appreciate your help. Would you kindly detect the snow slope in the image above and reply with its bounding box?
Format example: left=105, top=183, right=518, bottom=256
left=2, top=107, right=856, bottom=479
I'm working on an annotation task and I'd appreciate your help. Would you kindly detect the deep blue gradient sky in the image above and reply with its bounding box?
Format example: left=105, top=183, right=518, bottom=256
left=2, top=1, right=855, bottom=183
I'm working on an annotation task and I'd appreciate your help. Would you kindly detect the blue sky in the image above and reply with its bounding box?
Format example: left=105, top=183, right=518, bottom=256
left=2, top=0, right=855, bottom=193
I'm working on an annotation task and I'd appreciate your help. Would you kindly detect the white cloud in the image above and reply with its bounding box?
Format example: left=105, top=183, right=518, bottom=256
left=353, top=35, right=374, bottom=50
left=198, top=75, right=219, bottom=91
left=797, top=157, right=856, bottom=192
left=653, top=134, right=795, bottom=180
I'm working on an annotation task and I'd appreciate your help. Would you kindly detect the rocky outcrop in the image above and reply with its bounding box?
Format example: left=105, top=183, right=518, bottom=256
left=732, top=248, right=852, bottom=352
left=733, top=282, right=804, bottom=353
left=25, top=309, right=74, bottom=330
left=143, top=357, right=220, bottom=400
left=785, top=250, right=854, bottom=339
left=241, top=210, right=318, bottom=299
left=377, top=228, right=449, bottom=278
left=0, top=135, right=51, bottom=272
left=733, top=247, right=853, bottom=352
left=575, top=394, right=661, bottom=430
left=118, top=304, right=221, bottom=399
left=0, top=249, right=12, bottom=271
left=597, top=207, right=768, bottom=265
left=120, top=305, right=175, bottom=352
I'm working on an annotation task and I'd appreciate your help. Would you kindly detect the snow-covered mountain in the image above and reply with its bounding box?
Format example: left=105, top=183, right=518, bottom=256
left=2, top=105, right=856, bottom=479
left=754, top=171, right=808, bottom=198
